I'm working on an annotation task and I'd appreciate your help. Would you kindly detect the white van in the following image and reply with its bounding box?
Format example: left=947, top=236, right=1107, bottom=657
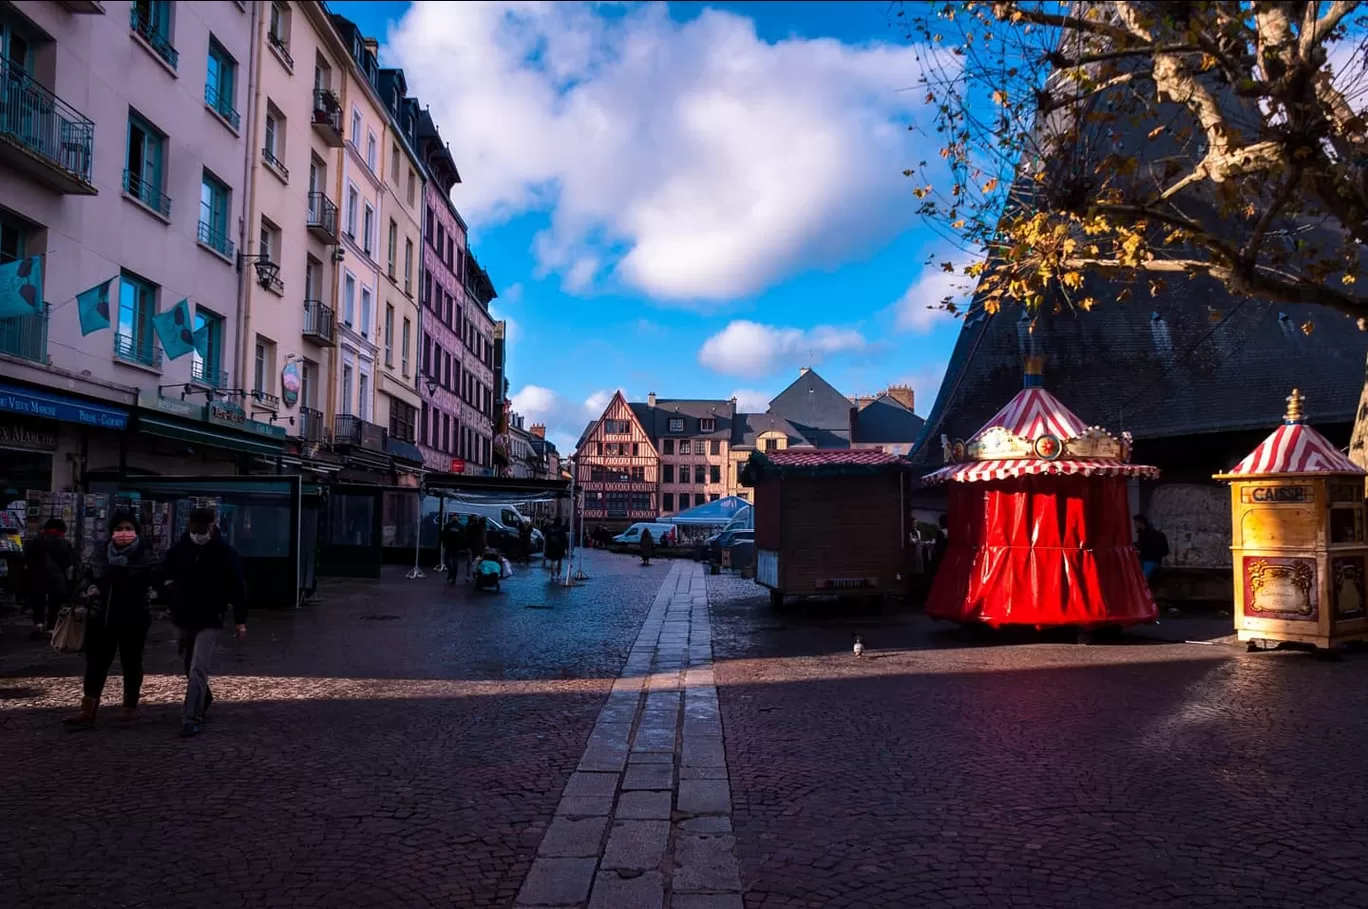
left=614, top=522, right=678, bottom=548
left=460, top=502, right=544, bottom=551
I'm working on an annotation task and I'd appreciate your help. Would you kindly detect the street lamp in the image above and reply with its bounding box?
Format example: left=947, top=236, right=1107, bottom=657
left=237, top=252, right=281, bottom=289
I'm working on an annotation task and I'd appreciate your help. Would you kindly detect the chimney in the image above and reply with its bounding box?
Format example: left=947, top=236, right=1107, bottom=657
left=885, top=384, right=915, bottom=412
left=363, top=37, right=379, bottom=58
left=647, top=392, right=657, bottom=407
left=530, top=423, right=546, bottom=439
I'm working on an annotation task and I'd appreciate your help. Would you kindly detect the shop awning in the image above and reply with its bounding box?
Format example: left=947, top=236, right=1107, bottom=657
left=385, top=435, right=424, bottom=465
left=138, top=415, right=284, bottom=458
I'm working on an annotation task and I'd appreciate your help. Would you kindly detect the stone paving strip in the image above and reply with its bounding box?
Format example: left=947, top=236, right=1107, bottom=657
left=516, top=560, right=743, bottom=909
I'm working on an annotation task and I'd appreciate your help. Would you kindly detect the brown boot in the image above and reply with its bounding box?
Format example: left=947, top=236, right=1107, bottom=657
left=116, top=702, right=138, bottom=723
left=63, top=696, right=98, bottom=728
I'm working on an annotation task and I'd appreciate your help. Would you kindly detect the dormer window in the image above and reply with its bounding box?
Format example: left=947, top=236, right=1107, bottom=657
left=699, top=418, right=715, bottom=433
left=668, top=417, right=684, bottom=433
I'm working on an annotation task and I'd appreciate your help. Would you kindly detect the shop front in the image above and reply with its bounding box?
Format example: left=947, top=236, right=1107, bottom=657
left=0, top=380, right=131, bottom=508
left=126, top=391, right=287, bottom=476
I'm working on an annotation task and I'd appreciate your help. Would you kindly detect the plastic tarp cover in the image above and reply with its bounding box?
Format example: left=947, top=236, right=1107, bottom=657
left=926, top=474, right=1156, bottom=628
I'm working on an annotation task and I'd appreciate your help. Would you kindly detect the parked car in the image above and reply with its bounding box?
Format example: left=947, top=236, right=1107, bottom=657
left=612, top=523, right=679, bottom=551
left=449, top=512, right=526, bottom=555
left=709, top=527, right=754, bottom=564
left=458, top=502, right=544, bottom=552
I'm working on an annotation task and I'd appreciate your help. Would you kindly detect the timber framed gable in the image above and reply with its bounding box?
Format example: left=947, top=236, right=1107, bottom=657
left=577, top=390, right=660, bottom=523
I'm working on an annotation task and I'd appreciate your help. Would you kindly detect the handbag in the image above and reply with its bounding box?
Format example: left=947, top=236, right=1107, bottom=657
left=50, top=598, right=90, bottom=654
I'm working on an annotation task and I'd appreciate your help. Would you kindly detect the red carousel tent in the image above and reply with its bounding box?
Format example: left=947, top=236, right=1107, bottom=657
left=922, top=357, right=1160, bottom=628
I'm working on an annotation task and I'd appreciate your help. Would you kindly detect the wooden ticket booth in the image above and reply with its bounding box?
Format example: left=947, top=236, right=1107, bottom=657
left=1215, top=389, right=1368, bottom=655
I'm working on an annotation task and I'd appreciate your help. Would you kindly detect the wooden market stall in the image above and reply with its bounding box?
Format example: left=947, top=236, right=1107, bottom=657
left=922, top=358, right=1160, bottom=629
left=1214, top=389, right=1368, bottom=654
left=740, top=449, right=915, bottom=608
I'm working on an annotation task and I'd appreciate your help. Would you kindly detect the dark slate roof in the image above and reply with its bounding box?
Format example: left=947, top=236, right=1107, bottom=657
left=574, top=420, right=597, bottom=452
left=766, top=369, right=852, bottom=432
left=854, top=395, right=926, bottom=445
left=911, top=277, right=1368, bottom=467
left=630, top=400, right=735, bottom=443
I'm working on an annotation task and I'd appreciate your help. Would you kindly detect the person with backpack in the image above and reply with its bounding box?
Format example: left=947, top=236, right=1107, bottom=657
left=160, top=508, right=247, bottom=739
left=24, top=518, right=74, bottom=640
left=440, top=516, right=467, bottom=585
left=1134, top=514, right=1170, bottom=584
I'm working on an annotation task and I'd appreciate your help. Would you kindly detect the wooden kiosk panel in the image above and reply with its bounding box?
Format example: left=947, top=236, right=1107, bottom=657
left=1216, top=390, right=1368, bottom=651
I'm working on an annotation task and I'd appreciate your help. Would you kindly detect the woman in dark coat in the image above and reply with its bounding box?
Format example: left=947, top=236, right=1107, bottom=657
left=466, top=516, right=488, bottom=581
left=640, top=528, right=654, bottom=566
left=65, top=510, right=160, bottom=727
left=546, top=521, right=569, bottom=577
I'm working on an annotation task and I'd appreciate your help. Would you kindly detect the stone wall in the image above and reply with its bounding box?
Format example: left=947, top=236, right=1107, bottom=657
left=1146, top=482, right=1231, bottom=568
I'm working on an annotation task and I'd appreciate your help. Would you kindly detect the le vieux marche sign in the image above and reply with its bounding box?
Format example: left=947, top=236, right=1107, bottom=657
left=136, top=391, right=287, bottom=440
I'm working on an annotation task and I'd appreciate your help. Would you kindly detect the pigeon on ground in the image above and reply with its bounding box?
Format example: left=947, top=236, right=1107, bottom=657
left=853, top=635, right=865, bottom=658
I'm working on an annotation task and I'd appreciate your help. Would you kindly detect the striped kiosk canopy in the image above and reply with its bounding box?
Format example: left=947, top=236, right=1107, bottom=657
left=1215, top=388, right=1364, bottom=479
left=924, top=356, right=1159, bottom=486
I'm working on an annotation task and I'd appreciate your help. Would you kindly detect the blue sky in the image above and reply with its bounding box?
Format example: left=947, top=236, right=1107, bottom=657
left=335, top=0, right=964, bottom=450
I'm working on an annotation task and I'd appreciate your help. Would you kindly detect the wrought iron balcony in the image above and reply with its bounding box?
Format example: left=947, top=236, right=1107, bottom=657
left=129, top=5, right=179, bottom=69
left=299, top=406, right=326, bottom=442
left=190, top=359, right=227, bottom=388
left=0, top=57, right=96, bottom=194
left=204, top=81, right=240, bottom=130
left=114, top=332, right=161, bottom=369
left=0, top=307, right=48, bottom=363
left=262, top=146, right=289, bottom=179
left=124, top=168, right=171, bottom=217
left=302, top=299, right=336, bottom=346
left=306, top=191, right=339, bottom=243
left=267, top=30, right=294, bottom=69
left=311, top=89, right=344, bottom=147
left=249, top=389, right=280, bottom=408
left=196, top=219, right=235, bottom=258
left=334, top=414, right=387, bottom=451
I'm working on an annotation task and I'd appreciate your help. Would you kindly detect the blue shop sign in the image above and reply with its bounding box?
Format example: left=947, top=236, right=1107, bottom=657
left=0, top=383, right=129, bottom=430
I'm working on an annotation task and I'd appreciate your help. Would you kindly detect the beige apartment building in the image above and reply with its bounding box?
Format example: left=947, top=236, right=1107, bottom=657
left=236, top=0, right=347, bottom=447
left=373, top=66, right=424, bottom=459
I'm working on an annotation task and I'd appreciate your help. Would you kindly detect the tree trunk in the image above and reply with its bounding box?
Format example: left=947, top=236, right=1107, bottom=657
left=1348, top=352, right=1368, bottom=470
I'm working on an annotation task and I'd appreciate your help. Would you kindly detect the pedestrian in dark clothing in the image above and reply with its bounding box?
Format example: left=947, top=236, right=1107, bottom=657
left=64, top=510, right=159, bottom=728
left=518, top=520, right=533, bottom=565
left=546, top=521, right=568, bottom=578
left=467, top=516, right=488, bottom=580
left=932, top=514, right=949, bottom=570
left=441, top=517, right=466, bottom=585
left=1134, top=514, right=1170, bottom=583
left=640, top=528, right=654, bottom=566
left=25, top=518, right=74, bottom=639
left=161, top=508, right=247, bottom=738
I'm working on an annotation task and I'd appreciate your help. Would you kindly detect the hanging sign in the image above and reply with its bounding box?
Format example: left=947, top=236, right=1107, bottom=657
left=281, top=361, right=301, bottom=408
left=450, top=458, right=465, bottom=474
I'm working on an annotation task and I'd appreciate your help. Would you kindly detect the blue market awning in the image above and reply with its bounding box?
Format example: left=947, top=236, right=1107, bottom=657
left=661, top=495, right=751, bottom=526
left=0, top=382, right=129, bottom=430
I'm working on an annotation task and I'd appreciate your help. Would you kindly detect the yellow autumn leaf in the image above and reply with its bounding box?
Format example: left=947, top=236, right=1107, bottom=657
left=1344, top=273, right=1358, bottom=286
left=951, top=219, right=966, bottom=229
left=1302, top=320, right=1315, bottom=335
left=1079, top=297, right=1096, bottom=311
left=1061, top=271, right=1084, bottom=289
left=982, top=178, right=999, bottom=193
left=992, top=90, right=1009, bottom=105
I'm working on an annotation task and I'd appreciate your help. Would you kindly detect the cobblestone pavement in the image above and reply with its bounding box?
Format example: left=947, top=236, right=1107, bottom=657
left=707, top=574, right=1368, bottom=909
left=516, top=560, right=742, bottom=909
left=0, top=552, right=668, bottom=909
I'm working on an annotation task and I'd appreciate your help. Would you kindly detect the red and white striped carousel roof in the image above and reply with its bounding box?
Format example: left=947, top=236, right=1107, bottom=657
left=1222, top=422, right=1364, bottom=477
left=924, top=457, right=1158, bottom=486
left=972, top=387, right=1089, bottom=443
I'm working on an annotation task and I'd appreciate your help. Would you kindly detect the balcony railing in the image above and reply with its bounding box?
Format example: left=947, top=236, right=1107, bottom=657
left=302, top=299, right=336, bottom=346
left=334, top=414, right=386, bottom=451
left=311, top=89, right=344, bottom=146
left=0, top=57, right=96, bottom=193
left=0, top=307, right=48, bottom=363
left=306, top=191, right=338, bottom=242
left=299, top=407, right=326, bottom=442
left=262, top=146, right=288, bottom=179
left=129, top=6, right=179, bottom=69
left=204, top=81, right=240, bottom=130
left=249, top=389, right=280, bottom=408
left=114, top=331, right=161, bottom=369
left=196, top=219, right=235, bottom=258
left=124, top=168, right=171, bottom=217
left=191, top=359, right=227, bottom=388
left=267, top=31, right=294, bottom=69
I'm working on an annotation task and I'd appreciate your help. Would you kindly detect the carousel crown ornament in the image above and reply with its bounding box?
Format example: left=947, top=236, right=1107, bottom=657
left=940, top=357, right=1134, bottom=466
left=1284, top=387, right=1305, bottom=424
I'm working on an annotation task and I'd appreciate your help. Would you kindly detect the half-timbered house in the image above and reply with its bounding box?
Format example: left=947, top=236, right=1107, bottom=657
left=575, top=391, right=659, bottom=527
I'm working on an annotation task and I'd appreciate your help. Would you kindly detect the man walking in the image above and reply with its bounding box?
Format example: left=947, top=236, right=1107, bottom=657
left=24, top=518, right=74, bottom=640
left=1134, top=514, right=1170, bottom=585
left=440, top=516, right=466, bottom=585
left=161, top=508, right=247, bottom=739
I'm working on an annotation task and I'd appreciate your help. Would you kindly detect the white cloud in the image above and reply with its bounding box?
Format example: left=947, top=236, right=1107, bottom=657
left=698, top=320, right=867, bottom=379
left=729, top=388, right=773, bottom=413
left=510, top=384, right=623, bottom=454
left=387, top=3, right=930, bottom=304
left=892, top=252, right=981, bottom=333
